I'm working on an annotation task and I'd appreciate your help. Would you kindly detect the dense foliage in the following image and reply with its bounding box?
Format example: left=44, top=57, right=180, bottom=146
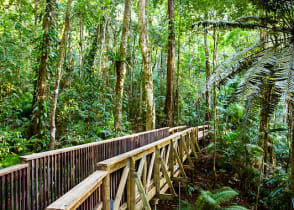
left=1, top=0, right=294, bottom=208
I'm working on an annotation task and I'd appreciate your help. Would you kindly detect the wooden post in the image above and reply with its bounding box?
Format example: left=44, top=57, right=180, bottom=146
left=154, top=146, right=161, bottom=196
left=142, top=161, right=147, bottom=190
left=169, top=139, right=175, bottom=177
left=179, top=135, right=184, bottom=163
left=128, top=157, right=136, bottom=210
left=102, top=174, right=110, bottom=210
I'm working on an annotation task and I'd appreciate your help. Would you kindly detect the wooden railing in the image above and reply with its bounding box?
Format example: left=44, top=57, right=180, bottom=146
left=46, top=125, right=209, bottom=210
left=0, top=164, right=29, bottom=210
left=0, top=127, right=170, bottom=210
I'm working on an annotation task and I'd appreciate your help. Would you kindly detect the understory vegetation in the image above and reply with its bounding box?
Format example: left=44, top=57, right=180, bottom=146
left=1, top=0, right=294, bottom=209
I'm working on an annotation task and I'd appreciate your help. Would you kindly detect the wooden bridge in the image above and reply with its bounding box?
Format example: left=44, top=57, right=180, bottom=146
left=0, top=125, right=209, bottom=210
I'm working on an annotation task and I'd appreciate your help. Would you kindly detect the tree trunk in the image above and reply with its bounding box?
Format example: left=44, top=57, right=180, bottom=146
left=176, top=0, right=182, bottom=126
left=213, top=83, right=217, bottom=184
left=32, top=0, right=56, bottom=139
left=114, top=0, right=132, bottom=130
left=289, top=101, right=294, bottom=198
left=138, top=0, right=155, bottom=130
left=84, top=22, right=102, bottom=74
left=165, top=0, right=175, bottom=127
left=79, top=13, right=83, bottom=78
left=49, top=0, right=72, bottom=150
left=204, top=28, right=211, bottom=123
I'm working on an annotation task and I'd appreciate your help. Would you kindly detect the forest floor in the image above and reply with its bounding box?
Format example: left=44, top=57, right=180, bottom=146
left=155, top=152, right=256, bottom=210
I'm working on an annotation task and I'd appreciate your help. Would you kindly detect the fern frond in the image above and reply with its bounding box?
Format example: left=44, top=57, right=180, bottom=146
left=223, top=205, right=249, bottom=210
left=195, top=190, right=218, bottom=209
left=212, top=187, right=239, bottom=204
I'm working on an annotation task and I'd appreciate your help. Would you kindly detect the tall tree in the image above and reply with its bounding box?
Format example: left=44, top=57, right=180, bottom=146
left=114, top=0, right=132, bottom=130
left=138, top=0, right=155, bottom=130
left=31, top=0, right=56, bottom=138
left=49, top=0, right=73, bottom=150
left=84, top=21, right=103, bottom=74
left=204, top=27, right=211, bottom=122
left=165, top=0, right=175, bottom=127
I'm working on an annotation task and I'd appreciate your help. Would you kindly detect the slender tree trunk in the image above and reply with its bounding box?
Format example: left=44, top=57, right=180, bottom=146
left=176, top=0, right=181, bottom=126
left=49, top=0, right=72, bottom=150
left=114, top=0, right=132, bottom=130
left=213, top=83, right=217, bottom=184
left=84, top=22, right=102, bottom=74
left=79, top=13, right=83, bottom=78
left=138, top=0, right=155, bottom=130
left=165, top=0, right=175, bottom=127
left=34, top=0, right=38, bottom=36
left=204, top=28, right=211, bottom=123
left=32, top=0, right=56, bottom=138
left=289, top=101, right=294, bottom=200
left=65, top=28, right=73, bottom=89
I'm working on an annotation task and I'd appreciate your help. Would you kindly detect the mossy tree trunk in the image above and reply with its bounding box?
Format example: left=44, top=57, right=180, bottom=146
left=138, top=0, right=155, bottom=130
left=114, top=0, right=132, bottom=131
left=204, top=27, right=211, bottom=123
left=32, top=0, right=56, bottom=139
left=49, top=0, right=72, bottom=150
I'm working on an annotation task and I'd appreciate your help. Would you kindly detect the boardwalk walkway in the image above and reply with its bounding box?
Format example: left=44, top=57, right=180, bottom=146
left=0, top=125, right=208, bottom=210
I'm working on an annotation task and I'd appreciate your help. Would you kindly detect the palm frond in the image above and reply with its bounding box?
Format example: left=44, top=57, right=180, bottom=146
left=192, top=20, right=267, bottom=30
left=235, top=16, right=278, bottom=25
left=203, top=41, right=264, bottom=95
left=237, top=47, right=278, bottom=99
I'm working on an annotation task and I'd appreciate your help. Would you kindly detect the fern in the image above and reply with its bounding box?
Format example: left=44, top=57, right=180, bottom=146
left=194, top=187, right=248, bottom=210
left=213, top=187, right=239, bottom=204
left=223, top=205, right=249, bottom=210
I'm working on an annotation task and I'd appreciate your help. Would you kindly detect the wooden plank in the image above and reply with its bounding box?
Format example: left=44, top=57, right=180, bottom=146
left=113, top=162, right=130, bottom=210
left=188, top=132, right=198, bottom=158
left=159, top=156, right=176, bottom=195
left=158, top=194, right=176, bottom=200
left=135, top=155, right=146, bottom=196
left=165, top=144, right=171, bottom=167
left=0, top=164, right=29, bottom=177
left=173, top=148, right=187, bottom=178
left=181, top=140, right=194, bottom=167
left=146, top=152, right=155, bottom=194
left=133, top=173, right=151, bottom=210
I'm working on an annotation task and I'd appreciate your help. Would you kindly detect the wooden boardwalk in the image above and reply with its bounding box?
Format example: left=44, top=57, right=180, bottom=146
left=0, top=125, right=208, bottom=210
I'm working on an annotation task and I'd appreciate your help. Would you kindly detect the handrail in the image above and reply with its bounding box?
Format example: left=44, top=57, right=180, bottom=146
left=169, top=125, right=187, bottom=134
left=46, top=170, right=107, bottom=210
left=21, top=127, right=169, bottom=161
left=0, top=163, right=28, bottom=176
left=97, top=127, right=201, bottom=172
